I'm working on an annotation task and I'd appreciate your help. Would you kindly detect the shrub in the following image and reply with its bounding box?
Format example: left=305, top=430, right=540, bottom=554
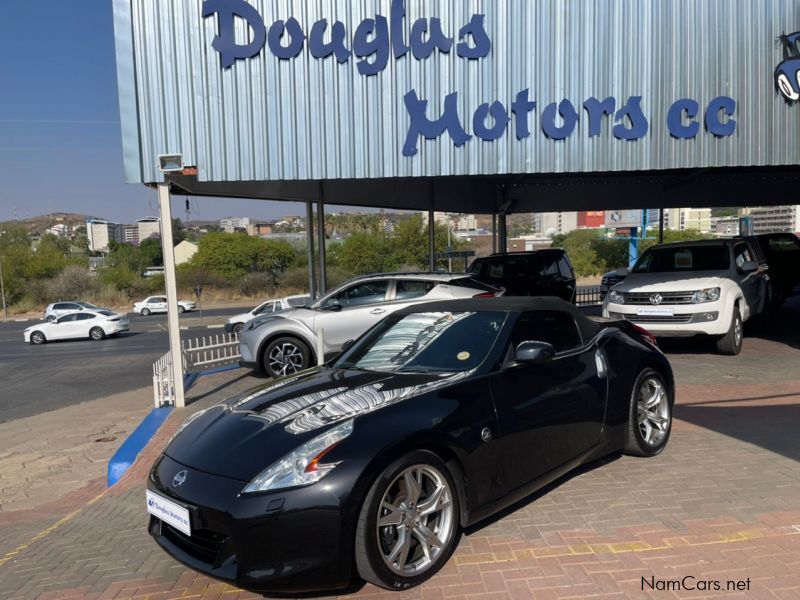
left=45, top=265, right=99, bottom=301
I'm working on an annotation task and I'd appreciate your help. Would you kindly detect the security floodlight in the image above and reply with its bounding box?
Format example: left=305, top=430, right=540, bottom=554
left=158, top=154, right=184, bottom=173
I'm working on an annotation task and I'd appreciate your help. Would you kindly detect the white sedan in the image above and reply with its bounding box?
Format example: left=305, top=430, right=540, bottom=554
left=225, top=294, right=311, bottom=334
left=24, top=311, right=130, bottom=345
left=133, top=296, right=197, bottom=316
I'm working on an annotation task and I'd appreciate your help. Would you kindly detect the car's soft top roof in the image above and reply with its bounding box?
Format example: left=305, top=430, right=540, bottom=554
left=394, top=297, right=602, bottom=341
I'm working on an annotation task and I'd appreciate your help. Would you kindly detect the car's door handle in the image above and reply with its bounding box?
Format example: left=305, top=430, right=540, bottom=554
left=370, top=308, right=387, bottom=315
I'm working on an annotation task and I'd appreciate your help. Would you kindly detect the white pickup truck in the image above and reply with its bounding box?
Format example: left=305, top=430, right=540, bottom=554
left=603, top=239, right=769, bottom=355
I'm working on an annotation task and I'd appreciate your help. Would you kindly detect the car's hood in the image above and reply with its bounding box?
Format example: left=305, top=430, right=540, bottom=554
left=165, top=367, right=458, bottom=481
left=613, top=272, right=729, bottom=293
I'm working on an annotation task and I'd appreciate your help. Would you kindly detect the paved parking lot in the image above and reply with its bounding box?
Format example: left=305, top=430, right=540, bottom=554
left=0, top=299, right=798, bottom=599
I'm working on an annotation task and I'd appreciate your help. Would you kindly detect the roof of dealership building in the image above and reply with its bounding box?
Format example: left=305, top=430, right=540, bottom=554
left=113, top=0, right=800, bottom=214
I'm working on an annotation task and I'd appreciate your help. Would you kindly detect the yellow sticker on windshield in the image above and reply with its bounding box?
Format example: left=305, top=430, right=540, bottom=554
left=457, top=351, right=470, bottom=361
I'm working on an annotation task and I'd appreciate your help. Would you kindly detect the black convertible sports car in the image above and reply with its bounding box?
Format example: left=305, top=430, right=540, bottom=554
left=146, top=298, right=674, bottom=593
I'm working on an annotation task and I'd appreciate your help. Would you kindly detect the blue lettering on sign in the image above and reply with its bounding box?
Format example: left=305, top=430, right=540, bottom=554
left=201, top=0, right=738, bottom=156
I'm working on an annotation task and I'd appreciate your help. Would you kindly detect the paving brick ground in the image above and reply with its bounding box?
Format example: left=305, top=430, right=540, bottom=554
left=1, top=301, right=798, bottom=599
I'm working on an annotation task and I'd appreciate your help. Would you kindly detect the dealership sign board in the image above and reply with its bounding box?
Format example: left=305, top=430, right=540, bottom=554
left=113, top=0, right=800, bottom=184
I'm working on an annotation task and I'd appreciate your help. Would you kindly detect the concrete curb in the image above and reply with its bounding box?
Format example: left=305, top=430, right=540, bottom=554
left=183, top=364, right=242, bottom=391
left=107, top=406, right=173, bottom=487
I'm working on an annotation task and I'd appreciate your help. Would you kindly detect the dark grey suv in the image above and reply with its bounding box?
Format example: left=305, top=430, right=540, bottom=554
left=468, top=250, right=577, bottom=303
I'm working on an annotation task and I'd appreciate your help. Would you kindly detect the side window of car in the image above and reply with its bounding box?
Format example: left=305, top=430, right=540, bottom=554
left=75, top=313, right=94, bottom=321
left=734, top=244, right=752, bottom=270
left=57, top=314, right=78, bottom=323
left=539, top=256, right=561, bottom=280
left=255, top=302, right=276, bottom=315
left=395, top=280, right=435, bottom=301
left=330, top=281, right=389, bottom=308
left=54, top=303, right=68, bottom=311
left=557, top=256, right=573, bottom=279
left=511, top=310, right=583, bottom=354
left=67, top=303, right=82, bottom=310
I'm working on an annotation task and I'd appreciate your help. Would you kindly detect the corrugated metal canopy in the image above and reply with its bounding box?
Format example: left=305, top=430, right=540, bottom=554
left=114, top=0, right=800, bottom=211
left=164, top=166, right=800, bottom=214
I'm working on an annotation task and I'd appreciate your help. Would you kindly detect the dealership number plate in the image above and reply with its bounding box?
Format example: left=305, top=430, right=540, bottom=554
left=146, top=490, right=191, bottom=536
left=637, top=307, right=674, bottom=317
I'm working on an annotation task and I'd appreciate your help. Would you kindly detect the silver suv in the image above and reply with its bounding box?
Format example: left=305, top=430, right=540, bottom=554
left=44, top=301, right=102, bottom=322
left=239, top=273, right=501, bottom=377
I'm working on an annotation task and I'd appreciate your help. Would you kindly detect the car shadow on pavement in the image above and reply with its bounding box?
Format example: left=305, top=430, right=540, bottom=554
left=675, top=401, right=800, bottom=463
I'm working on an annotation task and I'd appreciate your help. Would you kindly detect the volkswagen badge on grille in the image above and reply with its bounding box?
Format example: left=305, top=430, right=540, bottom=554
left=649, top=294, right=663, bottom=305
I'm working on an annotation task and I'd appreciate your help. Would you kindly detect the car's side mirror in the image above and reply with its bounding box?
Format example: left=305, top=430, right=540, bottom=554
left=615, top=267, right=630, bottom=276
left=342, top=339, right=355, bottom=351
left=740, top=261, right=758, bottom=273
left=323, top=302, right=343, bottom=312
left=515, top=341, right=555, bottom=365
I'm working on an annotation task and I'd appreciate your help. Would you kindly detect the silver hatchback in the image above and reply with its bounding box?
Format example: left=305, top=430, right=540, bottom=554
left=239, top=273, right=501, bottom=378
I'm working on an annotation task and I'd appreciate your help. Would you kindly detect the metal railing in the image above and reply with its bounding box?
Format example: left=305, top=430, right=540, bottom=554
left=576, top=286, right=603, bottom=307
left=153, top=351, right=176, bottom=408
left=183, top=333, right=242, bottom=374
left=153, top=333, right=242, bottom=407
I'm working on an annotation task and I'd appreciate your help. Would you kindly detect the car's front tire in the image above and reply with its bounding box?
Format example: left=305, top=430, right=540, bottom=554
left=715, top=307, right=743, bottom=356
left=30, top=331, right=46, bottom=345
left=261, top=336, right=311, bottom=378
left=355, top=451, right=461, bottom=591
left=624, top=368, right=673, bottom=457
left=89, top=327, right=105, bottom=341
left=46, top=315, right=56, bottom=323
left=178, top=305, right=186, bottom=314
left=140, top=308, right=151, bottom=316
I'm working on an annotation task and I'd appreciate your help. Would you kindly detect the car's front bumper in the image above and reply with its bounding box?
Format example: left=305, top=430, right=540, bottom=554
left=603, top=302, right=728, bottom=336
left=147, top=455, right=359, bottom=594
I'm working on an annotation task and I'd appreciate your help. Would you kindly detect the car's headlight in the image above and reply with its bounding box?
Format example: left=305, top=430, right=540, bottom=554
left=247, top=315, right=278, bottom=331
left=692, top=288, right=721, bottom=304
left=607, top=290, right=624, bottom=304
left=242, top=420, right=354, bottom=494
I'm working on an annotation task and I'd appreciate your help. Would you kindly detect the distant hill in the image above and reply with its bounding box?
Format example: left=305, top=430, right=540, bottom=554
left=1, top=213, right=97, bottom=236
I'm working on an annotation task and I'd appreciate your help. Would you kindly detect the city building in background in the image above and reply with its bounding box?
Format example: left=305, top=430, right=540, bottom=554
left=245, top=222, right=274, bottom=237
left=745, top=205, right=800, bottom=234
left=137, top=217, right=160, bottom=242
left=86, top=219, right=122, bottom=252
left=710, top=216, right=741, bottom=237
left=174, top=240, right=199, bottom=266
left=577, top=211, right=605, bottom=229
left=220, top=217, right=251, bottom=232
left=534, top=212, right=579, bottom=236
left=121, top=224, right=140, bottom=245
left=662, top=208, right=712, bottom=233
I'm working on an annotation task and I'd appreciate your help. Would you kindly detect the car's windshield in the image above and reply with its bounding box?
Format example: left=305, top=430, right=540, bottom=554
left=336, top=311, right=506, bottom=374
left=287, top=296, right=310, bottom=307
left=633, top=246, right=730, bottom=273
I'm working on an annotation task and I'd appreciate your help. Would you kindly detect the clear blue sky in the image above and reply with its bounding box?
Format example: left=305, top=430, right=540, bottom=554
left=0, top=0, right=358, bottom=224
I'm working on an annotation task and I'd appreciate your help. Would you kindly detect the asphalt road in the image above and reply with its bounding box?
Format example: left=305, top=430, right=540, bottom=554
left=0, top=307, right=247, bottom=423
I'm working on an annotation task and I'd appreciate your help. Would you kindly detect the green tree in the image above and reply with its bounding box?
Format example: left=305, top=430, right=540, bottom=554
left=191, top=233, right=295, bottom=285
left=390, top=214, right=462, bottom=269
left=338, top=233, right=396, bottom=275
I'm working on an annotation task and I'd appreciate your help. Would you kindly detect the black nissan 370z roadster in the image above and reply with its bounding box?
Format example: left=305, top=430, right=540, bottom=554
left=146, top=298, right=674, bottom=593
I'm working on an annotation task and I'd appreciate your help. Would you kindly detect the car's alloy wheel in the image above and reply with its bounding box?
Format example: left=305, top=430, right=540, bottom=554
left=178, top=306, right=186, bottom=314
left=624, top=368, right=672, bottom=457
left=89, top=327, right=105, bottom=341
left=263, top=337, right=310, bottom=378
left=30, top=331, right=46, bottom=345
left=141, top=308, right=151, bottom=316
left=46, top=316, right=56, bottom=323
left=356, top=452, right=461, bottom=590
left=715, top=308, right=743, bottom=355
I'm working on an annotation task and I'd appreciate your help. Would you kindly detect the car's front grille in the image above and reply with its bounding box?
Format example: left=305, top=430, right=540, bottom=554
left=609, top=312, right=693, bottom=324
left=621, top=292, right=695, bottom=305
left=162, top=523, right=229, bottom=565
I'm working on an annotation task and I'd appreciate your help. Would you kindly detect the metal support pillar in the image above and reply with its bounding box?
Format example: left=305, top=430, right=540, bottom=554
left=658, top=208, right=665, bottom=244
left=498, top=213, right=508, bottom=253
left=305, top=201, right=317, bottom=299
left=428, top=207, right=436, bottom=271
left=157, top=183, right=185, bottom=408
left=0, top=256, right=7, bottom=321
left=491, top=215, right=497, bottom=253
left=629, top=227, right=639, bottom=269
left=316, top=185, right=327, bottom=294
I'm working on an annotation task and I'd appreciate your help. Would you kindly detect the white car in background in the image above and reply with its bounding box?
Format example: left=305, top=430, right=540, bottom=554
left=44, top=301, right=104, bottom=322
left=25, top=310, right=130, bottom=345
left=133, top=296, right=197, bottom=316
left=225, top=294, right=312, bottom=334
